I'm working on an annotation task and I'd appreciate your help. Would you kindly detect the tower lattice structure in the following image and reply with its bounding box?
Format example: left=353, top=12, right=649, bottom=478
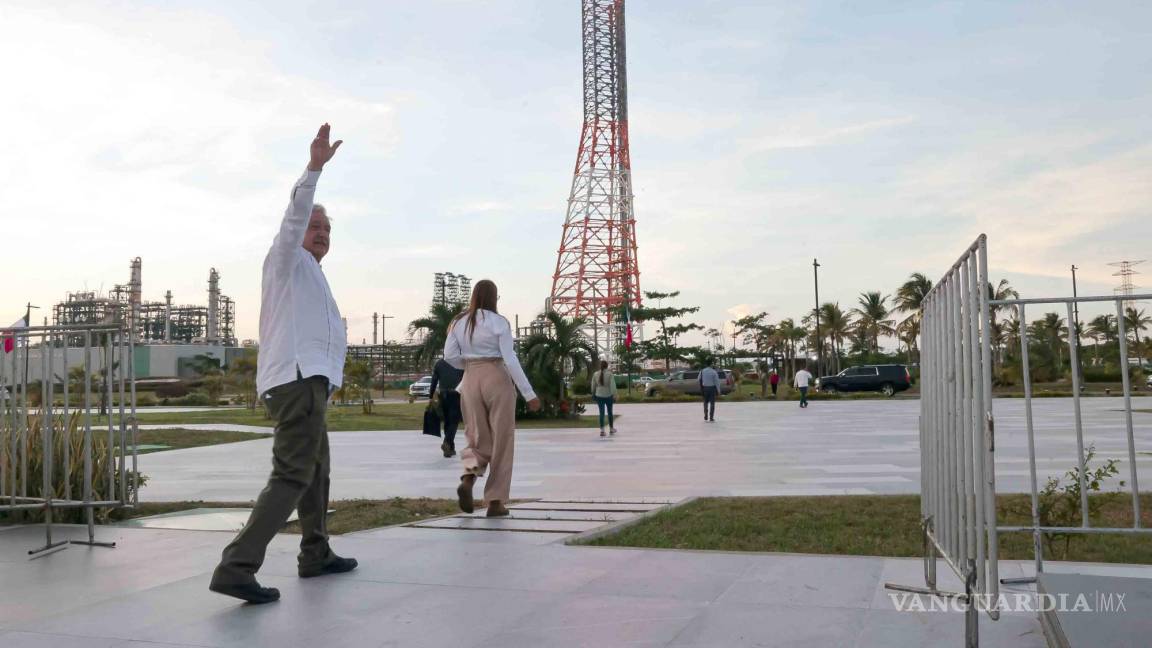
left=1110, top=260, right=1146, bottom=309
left=550, top=0, right=642, bottom=361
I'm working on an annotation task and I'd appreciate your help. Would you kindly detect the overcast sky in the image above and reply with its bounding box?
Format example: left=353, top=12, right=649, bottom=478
left=4, top=0, right=1151, bottom=347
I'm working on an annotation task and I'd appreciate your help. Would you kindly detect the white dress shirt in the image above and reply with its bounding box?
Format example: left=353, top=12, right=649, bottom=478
left=256, top=168, right=347, bottom=397
left=443, top=310, right=536, bottom=401
left=794, top=369, right=813, bottom=388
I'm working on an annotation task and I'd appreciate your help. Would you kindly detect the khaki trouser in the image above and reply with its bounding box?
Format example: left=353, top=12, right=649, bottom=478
left=459, top=359, right=517, bottom=503
left=212, top=376, right=332, bottom=586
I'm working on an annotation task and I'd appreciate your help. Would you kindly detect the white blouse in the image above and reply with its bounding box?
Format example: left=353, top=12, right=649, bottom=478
left=443, top=310, right=537, bottom=401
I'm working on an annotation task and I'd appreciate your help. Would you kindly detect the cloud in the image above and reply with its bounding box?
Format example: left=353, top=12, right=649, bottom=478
left=751, top=115, right=917, bottom=152
left=0, top=4, right=399, bottom=339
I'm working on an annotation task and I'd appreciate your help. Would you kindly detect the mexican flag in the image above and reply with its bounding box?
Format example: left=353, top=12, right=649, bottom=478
left=624, top=305, right=634, bottom=349
left=3, top=317, right=26, bottom=353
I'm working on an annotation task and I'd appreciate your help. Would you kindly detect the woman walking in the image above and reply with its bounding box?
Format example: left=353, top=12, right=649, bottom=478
left=444, top=280, right=540, bottom=517
left=591, top=360, right=618, bottom=437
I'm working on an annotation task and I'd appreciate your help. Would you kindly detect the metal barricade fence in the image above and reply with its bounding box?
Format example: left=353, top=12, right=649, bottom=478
left=0, top=323, right=138, bottom=557
left=886, top=234, right=999, bottom=648
left=996, top=292, right=1152, bottom=583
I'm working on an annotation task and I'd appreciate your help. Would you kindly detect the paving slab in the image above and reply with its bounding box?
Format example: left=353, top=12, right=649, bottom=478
left=0, top=525, right=1063, bottom=647
left=133, top=398, right=1152, bottom=501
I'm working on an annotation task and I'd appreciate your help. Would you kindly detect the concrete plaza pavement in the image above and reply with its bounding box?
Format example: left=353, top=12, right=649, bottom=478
left=137, top=396, right=1152, bottom=502
left=0, top=522, right=1062, bottom=648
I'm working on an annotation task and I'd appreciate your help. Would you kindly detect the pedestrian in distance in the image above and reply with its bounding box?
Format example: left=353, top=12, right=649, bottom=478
left=210, top=124, right=355, bottom=605
left=769, top=369, right=780, bottom=398
left=591, top=359, right=618, bottom=437
left=795, top=363, right=814, bottom=409
left=444, top=280, right=541, bottom=517
left=427, top=358, right=465, bottom=457
left=699, top=359, right=723, bottom=422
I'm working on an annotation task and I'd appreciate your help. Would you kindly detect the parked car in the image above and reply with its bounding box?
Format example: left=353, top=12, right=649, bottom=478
left=631, top=376, right=654, bottom=387
left=816, top=364, right=912, bottom=397
left=1146, top=374, right=1152, bottom=390
left=646, top=369, right=735, bottom=397
left=408, top=376, right=433, bottom=399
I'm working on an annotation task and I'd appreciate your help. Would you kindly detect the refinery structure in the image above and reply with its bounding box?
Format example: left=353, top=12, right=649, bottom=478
left=52, top=258, right=237, bottom=347
left=5, top=257, right=247, bottom=381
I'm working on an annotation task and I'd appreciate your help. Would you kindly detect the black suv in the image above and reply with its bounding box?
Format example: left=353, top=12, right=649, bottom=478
left=816, top=364, right=912, bottom=397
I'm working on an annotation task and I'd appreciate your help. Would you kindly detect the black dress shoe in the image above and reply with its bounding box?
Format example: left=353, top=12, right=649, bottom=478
left=209, top=581, right=281, bottom=604
left=441, top=441, right=452, bottom=458
left=299, top=555, right=358, bottom=578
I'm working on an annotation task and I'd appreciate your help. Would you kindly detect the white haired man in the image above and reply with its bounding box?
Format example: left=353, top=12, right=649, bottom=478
left=210, top=124, right=354, bottom=604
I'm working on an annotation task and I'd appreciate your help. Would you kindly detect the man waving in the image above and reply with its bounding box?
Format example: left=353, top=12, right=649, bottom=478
left=211, top=124, right=355, bottom=604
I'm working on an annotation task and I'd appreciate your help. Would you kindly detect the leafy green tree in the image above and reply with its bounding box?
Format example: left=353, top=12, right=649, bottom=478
left=408, top=302, right=466, bottom=369
left=631, top=290, right=702, bottom=373
left=189, top=353, right=224, bottom=405
left=226, top=348, right=259, bottom=410
left=344, top=360, right=375, bottom=414
left=683, top=346, right=717, bottom=370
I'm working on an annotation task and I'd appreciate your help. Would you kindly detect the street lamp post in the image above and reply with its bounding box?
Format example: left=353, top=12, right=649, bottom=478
left=813, top=259, right=822, bottom=377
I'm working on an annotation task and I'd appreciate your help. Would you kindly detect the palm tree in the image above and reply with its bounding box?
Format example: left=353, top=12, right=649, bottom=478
left=408, top=302, right=466, bottom=368
left=1124, top=307, right=1151, bottom=349
left=1030, top=313, right=1068, bottom=368
left=1088, top=314, right=1117, bottom=363
left=987, top=279, right=1019, bottom=323
left=850, top=292, right=894, bottom=354
left=776, top=318, right=805, bottom=379
left=522, top=311, right=596, bottom=404
left=895, top=273, right=933, bottom=312
left=894, top=273, right=932, bottom=362
left=819, top=303, right=851, bottom=373
left=1000, top=316, right=1021, bottom=364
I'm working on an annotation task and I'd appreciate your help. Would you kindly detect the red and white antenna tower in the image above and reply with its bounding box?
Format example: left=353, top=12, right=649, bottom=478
left=549, top=0, right=642, bottom=361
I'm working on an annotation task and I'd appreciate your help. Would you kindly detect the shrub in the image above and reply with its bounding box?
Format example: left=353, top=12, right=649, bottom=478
left=154, top=382, right=190, bottom=398
left=1082, top=366, right=1121, bottom=383
left=1002, top=445, right=1122, bottom=559
left=0, top=412, right=147, bottom=524
left=570, top=374, right=591, bottom=396
left=173, top=391, right=212, bottom=406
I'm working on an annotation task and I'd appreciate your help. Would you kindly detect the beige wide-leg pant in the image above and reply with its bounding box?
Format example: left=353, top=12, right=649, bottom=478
left=459, top=359, right=517, bottom=503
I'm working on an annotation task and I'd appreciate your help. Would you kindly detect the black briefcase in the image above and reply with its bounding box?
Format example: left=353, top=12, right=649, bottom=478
left=422, top=406, right=442, bottom=437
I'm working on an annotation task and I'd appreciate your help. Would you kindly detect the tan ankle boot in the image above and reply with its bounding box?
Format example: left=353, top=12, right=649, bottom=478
left=457, top=474, right=476, bottom=513
left=486, top=500, right=510, bottom=517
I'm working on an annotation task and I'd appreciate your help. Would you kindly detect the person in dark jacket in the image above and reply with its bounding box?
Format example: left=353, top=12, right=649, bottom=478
left=428, top=358, right=465, bottom=457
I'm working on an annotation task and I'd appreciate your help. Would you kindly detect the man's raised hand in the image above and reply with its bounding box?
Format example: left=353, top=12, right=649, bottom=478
left=308, top=123, right=343, bottom=172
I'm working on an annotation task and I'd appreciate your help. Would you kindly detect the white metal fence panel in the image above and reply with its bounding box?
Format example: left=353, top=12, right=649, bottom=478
left=0, top=323, right=138, bottom=557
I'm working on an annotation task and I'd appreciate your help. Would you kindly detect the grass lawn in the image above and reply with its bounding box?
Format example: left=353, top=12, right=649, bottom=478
left=581, top=494, right=1152, bottom=564
left=131, top=428, right=269, bottom=453
left=105, top=498, right=462, bottom=535
left=103, top=402, right=605, bottom=431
